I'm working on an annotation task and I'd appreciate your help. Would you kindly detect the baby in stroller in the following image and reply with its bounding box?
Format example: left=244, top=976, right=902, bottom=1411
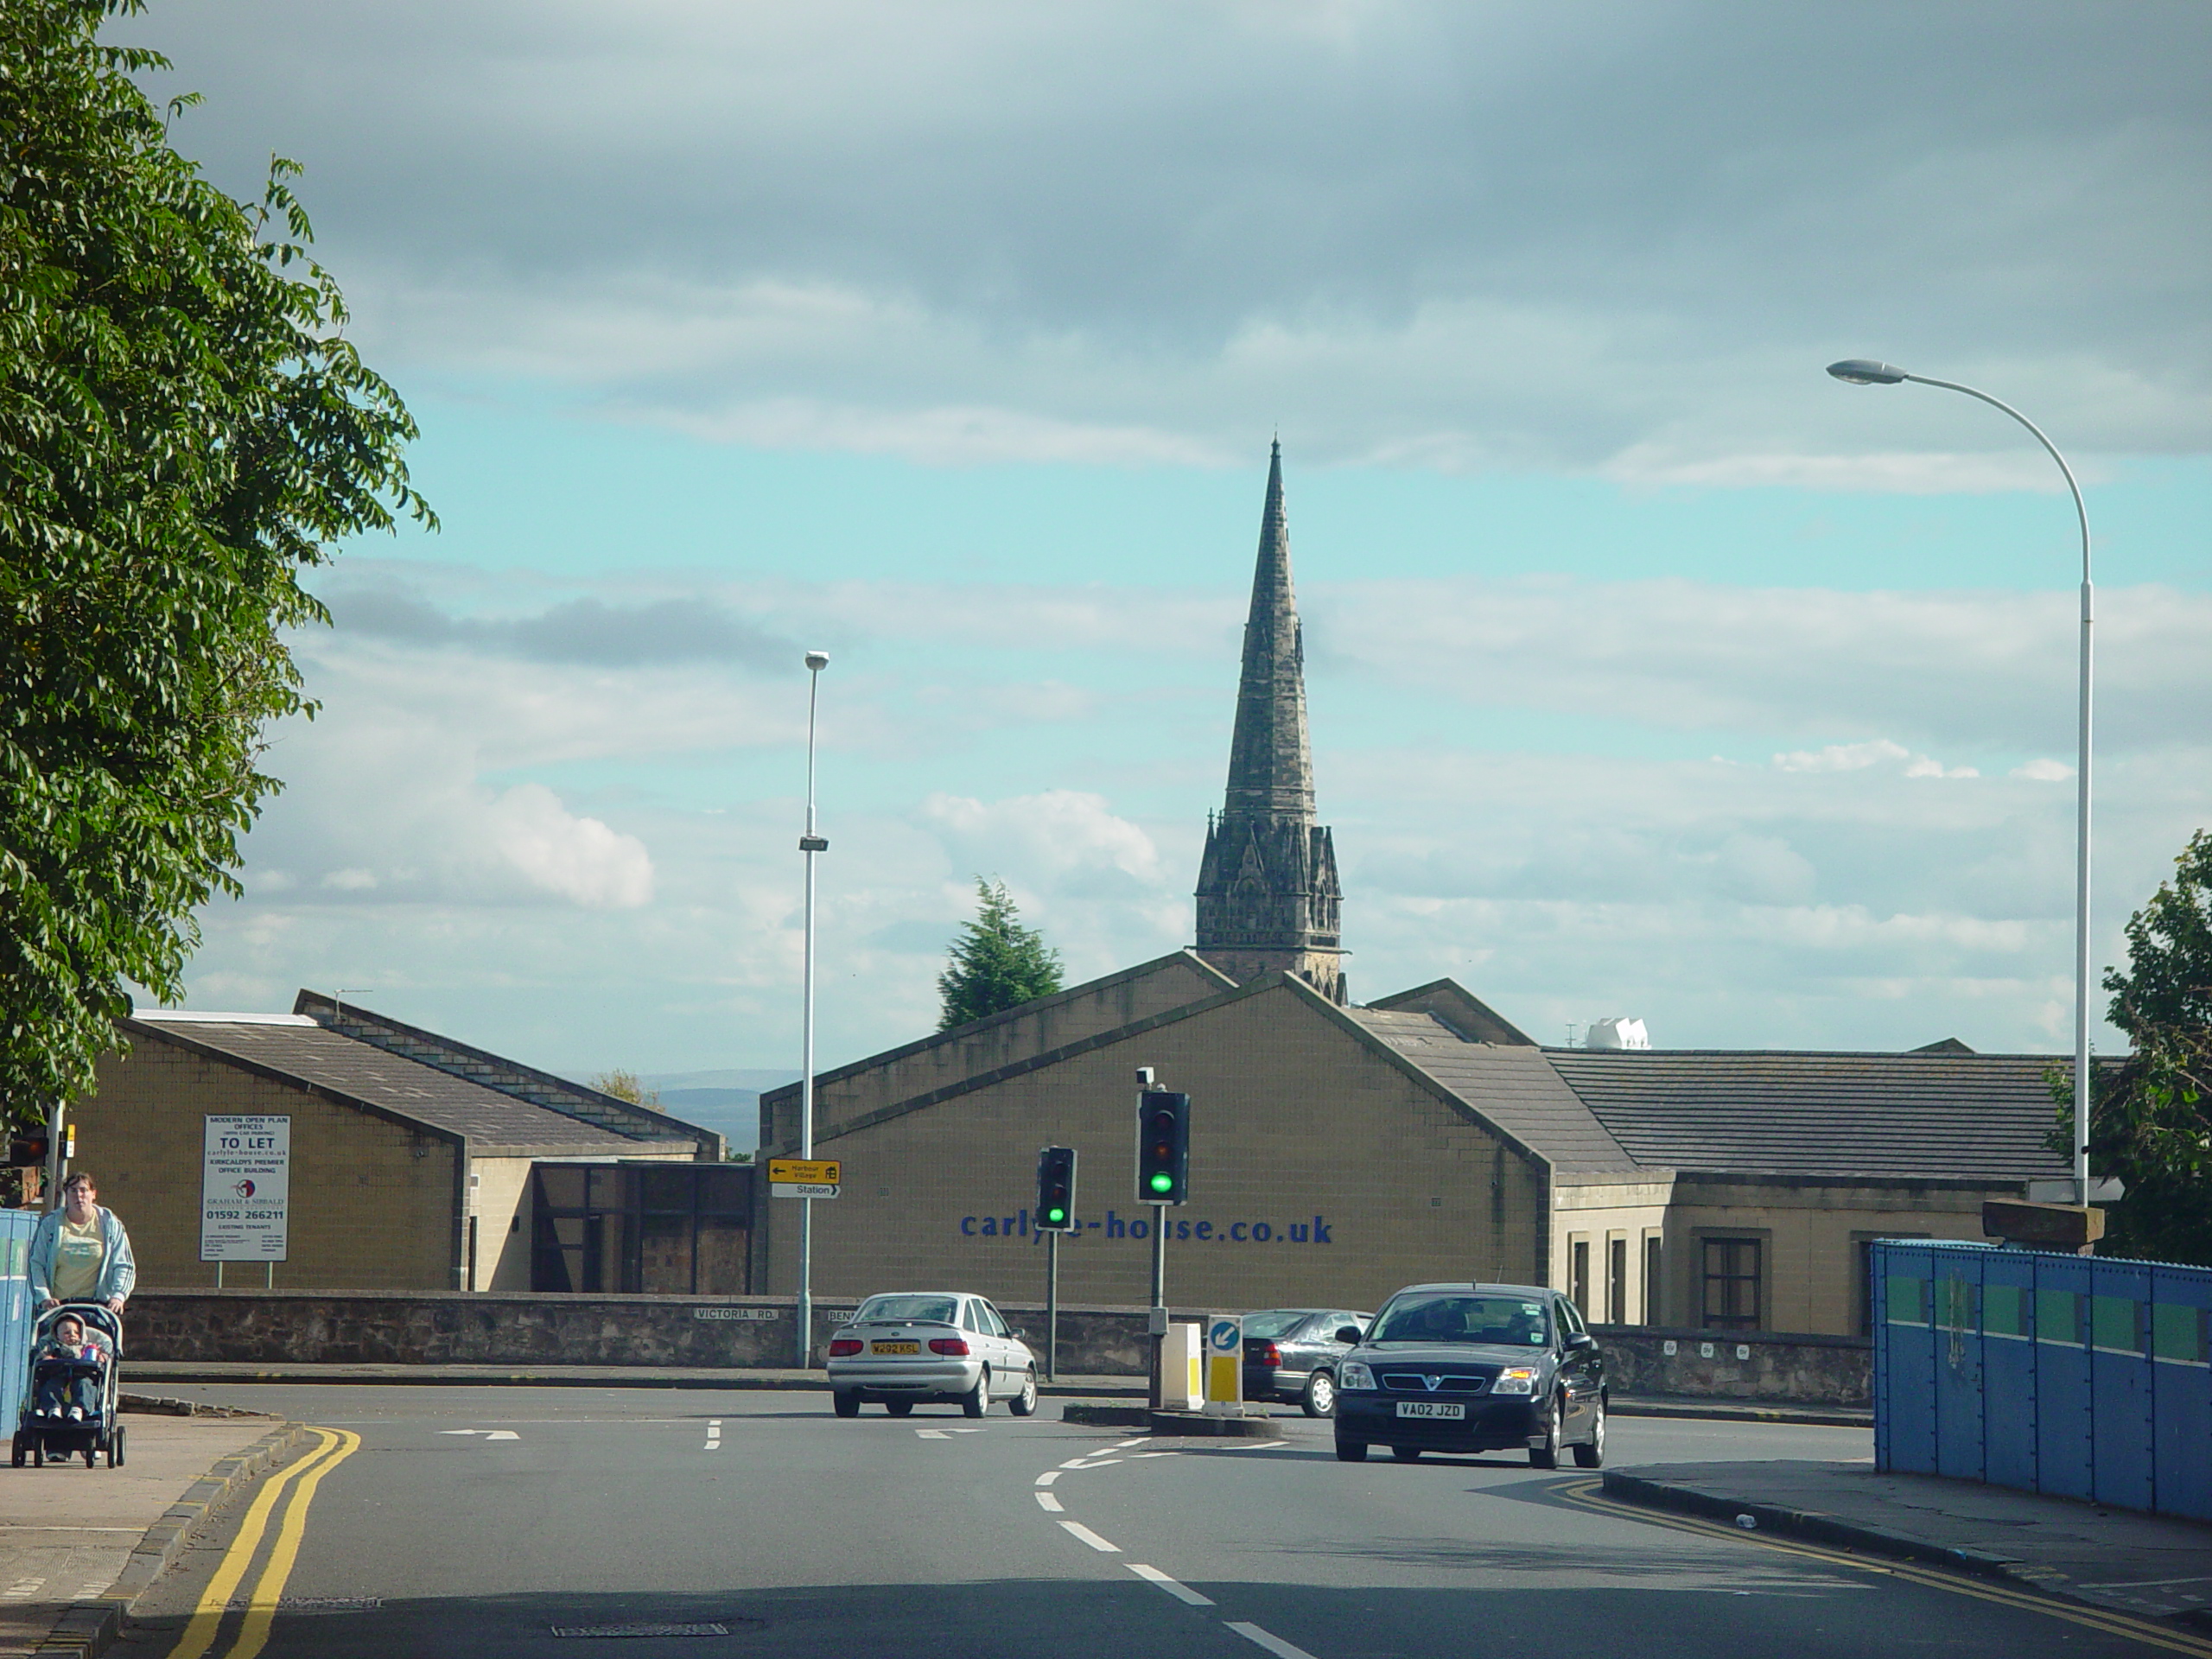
left=31, top=1313, right=109, bottom=1423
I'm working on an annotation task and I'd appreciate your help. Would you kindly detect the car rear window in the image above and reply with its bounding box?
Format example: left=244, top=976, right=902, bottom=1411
left=1371, top=1294, right=1550, bottom=1345
left=1241, top=1310, right=1313, bottom=1341
left=855, top=1295, right=961, bottom=1325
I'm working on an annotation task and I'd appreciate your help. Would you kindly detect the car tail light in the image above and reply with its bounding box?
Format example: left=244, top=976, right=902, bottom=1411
left=828, top=1338, right=862, bottom=1357
left=1255, top=1342, right=1282, bottom=1366
left=928, top=1337, right=970, bottom=1357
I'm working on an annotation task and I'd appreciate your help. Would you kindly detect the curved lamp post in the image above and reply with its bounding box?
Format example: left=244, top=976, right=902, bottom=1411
left=796, top=649, right=830, bottom=1364
left=1827, top=359, right=2094, bottom=1205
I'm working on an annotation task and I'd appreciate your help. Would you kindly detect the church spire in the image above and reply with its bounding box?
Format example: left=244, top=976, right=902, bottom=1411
left=1193, top=444, right=1346, bottom=1004
left=1222, top=441, right=1316, bottom=819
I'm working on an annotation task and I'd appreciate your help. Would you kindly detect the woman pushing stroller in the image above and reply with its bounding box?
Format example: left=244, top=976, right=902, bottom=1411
left=28, top=1172, right=136, bottom=1316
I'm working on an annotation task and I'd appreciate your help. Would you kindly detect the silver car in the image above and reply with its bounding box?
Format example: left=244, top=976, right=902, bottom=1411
left=826, top=1291, right=1040, bottom=1418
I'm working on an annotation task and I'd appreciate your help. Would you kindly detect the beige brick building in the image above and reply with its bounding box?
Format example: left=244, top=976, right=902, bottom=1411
left=65, top=993, right=729, bottom=1292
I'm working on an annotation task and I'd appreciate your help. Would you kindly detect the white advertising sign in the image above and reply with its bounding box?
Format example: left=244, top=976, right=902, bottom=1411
left=200, top=1116, right=290, bottom=1262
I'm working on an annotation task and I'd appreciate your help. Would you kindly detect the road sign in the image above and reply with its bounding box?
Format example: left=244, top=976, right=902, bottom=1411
left=200, top=1116, right=290, bottom=1262
left=1205, top=1314, right=1243, bottom=1413
left=768, top=1158, right=841, bottom=1198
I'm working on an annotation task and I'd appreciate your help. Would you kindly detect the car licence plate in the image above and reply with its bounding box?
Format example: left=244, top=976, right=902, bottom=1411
left=1395, top=1401, right=1465, bottom=1420
left=871, top=1341, right=920, bottom=1355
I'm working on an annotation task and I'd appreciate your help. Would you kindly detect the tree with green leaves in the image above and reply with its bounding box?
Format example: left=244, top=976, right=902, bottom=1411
left=2, top=0, right=430, bottom=1127
left=937, top=878, right=1064, bottom=1031
left=2058, top=829, right=2212, bottom=1263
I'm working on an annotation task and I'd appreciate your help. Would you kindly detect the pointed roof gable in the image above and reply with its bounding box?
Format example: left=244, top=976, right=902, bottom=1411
left=1222, top=440, right=1315, bottom=821
left=1365, top=978, right=1537, bottom=1047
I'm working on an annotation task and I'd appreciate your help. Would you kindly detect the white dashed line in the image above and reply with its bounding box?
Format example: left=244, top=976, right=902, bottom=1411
left=1034, top=1491, right=1064, bottom=1513
left=1058, top=1455, right=1097, bottom=1469
left=1077, top=1458, right=1123, bottom=1469
left=1058, top=1521, right=1120, bottom=1553
left=1034, top=1471, right=1059, bottom=1486
left=1127, top=1564, right=1213, bottom=1605
left=1131, top=1451, right=1179, bottom=1459
left=1226, top=1621, right=1320, bottom=1659
left=703, top=1420, right=721, bottom=1452
left=3, top=1580, right=44, bottom=1600
left=918, top=1430, right=951, bottom=1440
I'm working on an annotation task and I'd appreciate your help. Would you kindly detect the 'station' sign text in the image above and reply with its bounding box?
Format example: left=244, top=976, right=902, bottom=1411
left=768, top=1158, right=841, bottom=1199
left=200, top=1116, right=290, bottom=1262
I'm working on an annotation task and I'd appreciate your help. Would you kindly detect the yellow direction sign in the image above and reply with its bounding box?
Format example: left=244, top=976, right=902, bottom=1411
left=768, top=1158, right=841, bottom=1198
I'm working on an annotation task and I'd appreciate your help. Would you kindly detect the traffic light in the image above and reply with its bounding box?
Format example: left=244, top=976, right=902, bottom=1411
left=1135, top=1090, right=1190, bottom=1205
left=5, top=1130, right=48, bottom=1167
left=1035, top=1147, right=1077, bottom=1231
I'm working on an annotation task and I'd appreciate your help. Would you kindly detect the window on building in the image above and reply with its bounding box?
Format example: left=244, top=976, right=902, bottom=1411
left=1700, top=1237, right=1762, bottom=1330
left=1643, top=1236, right=1663, bottom=1325
left=1607, top=1236, right=1628, bottom=1325
left=1570, top=1238, right=1591, bottom=1318
left=531, top=1164, right=753, bottom=1295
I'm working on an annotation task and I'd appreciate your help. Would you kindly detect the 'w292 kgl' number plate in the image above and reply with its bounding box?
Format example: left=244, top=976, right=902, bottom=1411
left=871, top=1341, right=920, bottom=1355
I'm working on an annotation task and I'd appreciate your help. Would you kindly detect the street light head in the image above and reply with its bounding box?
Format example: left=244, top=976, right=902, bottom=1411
left=804, top=650, right=830, bottom=671
left=1827, top=359, right=1910, bottom=385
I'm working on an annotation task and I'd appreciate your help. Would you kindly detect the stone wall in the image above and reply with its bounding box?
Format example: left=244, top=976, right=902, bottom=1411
left=130, top=1290, right=1869, bottom=1402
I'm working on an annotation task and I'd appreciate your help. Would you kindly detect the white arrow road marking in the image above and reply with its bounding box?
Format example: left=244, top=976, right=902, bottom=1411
left=1128, top=1564, right=1213, bottom=1606
left=438, top=1429, right=520, bottom=1440
left=1034, top=1492, right=1063, bottom=1512
left=1226, top=1622, right=1320, bottom=1659
left=1058, top=1521, right=1120, bottom=1553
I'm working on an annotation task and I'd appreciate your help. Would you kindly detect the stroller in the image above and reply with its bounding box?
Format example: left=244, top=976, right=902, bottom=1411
left=10, top=1304, right=125, bottom=1469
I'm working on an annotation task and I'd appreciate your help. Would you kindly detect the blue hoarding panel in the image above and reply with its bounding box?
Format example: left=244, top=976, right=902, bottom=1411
left=2148, top=1265, right=2212, bottom=1522
left=1931, top=1255, right=1986, bottom=1480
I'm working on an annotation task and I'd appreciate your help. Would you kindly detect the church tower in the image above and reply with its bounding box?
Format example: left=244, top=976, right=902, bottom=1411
left=1194, top=443, right=1347, bottom=1004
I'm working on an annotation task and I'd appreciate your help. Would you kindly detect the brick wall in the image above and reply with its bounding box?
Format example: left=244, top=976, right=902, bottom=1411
left=69, top=1034, right=458, bottom=1291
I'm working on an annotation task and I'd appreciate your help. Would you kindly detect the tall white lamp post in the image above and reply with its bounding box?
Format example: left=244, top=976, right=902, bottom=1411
left=1827, top=359, right=2095, bottom=1205
left=796, top=649, right=831, bottom=1365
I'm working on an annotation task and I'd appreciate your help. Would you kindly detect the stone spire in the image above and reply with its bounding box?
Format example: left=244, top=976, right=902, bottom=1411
left=1194, top=444, right=1346, bottom=1004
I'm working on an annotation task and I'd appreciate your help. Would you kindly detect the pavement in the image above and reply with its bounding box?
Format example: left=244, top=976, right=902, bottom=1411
left=1605, top=1459, right=2212, bottom=1635
left=0, top=1409, right=302, bottom=1658
left=124, top=1361, right=1870, bottom=1424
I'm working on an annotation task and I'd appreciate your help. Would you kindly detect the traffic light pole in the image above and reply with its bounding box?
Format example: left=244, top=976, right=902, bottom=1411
left=1147, top=1207, right=1166, bottom=1410
left=1045, top=1230, right=1059, bottom=1382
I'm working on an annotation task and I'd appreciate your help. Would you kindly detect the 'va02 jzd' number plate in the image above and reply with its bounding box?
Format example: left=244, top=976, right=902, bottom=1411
left=1395, top=1401, right=1465, bottom=1419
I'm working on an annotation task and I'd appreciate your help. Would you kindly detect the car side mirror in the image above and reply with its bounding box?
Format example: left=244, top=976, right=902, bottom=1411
left=1564, top=1331, right=1596, bottom=1351
left=1334, top=1326, right=1363, bottom=1344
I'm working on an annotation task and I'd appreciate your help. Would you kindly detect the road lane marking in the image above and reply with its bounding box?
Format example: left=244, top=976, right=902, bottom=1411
left=1033, top=1471, right=1059, bottom=1485
left=1226, top=1621, right=1319, bottom=1659
left=437, top=1428, right=518, bottom=1441
left=918, top=1430, right=951, bottom=1440
left=1561, top=1481, right=2212, bottom=1659
left=1132, top=1451, right=1179, bottom=1459
left=1058, top=1521, right=1120, bottom=1553
left=163, top=1427, right=350, bottom=1659
left=1058, top=1455, right=1097, bottom=1468
left=1077, top=1458, right=1123, bottom=1468
left=225, top=1428, right=364, bottom=1659
left=1128, top=1564, right=1213, bottom=1605
left=704, top=1420, right=722, bottom=1451
left=1034, top=1492, right=1064, bottom=1512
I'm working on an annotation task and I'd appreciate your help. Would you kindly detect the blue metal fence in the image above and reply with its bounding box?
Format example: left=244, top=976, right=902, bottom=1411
left=0, top=1211, right=40, bottom=1432
left=1872, top=1238, right=2212, bottom=1521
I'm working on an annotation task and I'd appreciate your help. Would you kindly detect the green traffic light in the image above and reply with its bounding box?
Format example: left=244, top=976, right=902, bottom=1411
left=1046, top=1206, right=1066, bottom=1223
left=1148, top=1172, right=1174, bottom=1193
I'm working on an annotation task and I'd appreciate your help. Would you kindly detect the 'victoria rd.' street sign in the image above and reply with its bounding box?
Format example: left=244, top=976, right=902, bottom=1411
left=768, top=1158, right=841, bottom=1199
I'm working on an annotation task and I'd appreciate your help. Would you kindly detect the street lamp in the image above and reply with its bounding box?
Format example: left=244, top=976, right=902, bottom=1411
left=796, top=648, right=830, bottom=1365
left=1827, top=359, right=2096, bottom=1205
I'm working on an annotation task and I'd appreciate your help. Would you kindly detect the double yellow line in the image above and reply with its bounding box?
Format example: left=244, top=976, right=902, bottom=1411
left=1560, top=1478, right=2212, bottom=1657
left=166, top=1427, right=361, bottom=1659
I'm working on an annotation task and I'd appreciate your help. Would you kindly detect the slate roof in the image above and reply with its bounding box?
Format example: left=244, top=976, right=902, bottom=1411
left=1542, top=1048, right=2078, bottom=1183
left=126, top=1015, right=673, bottom=1157
left=1349, top=1010, right=1641, bottom=1173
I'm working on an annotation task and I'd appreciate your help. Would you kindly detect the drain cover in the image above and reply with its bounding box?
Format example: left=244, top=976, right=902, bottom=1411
left=550, top=1621, right=741, bottom=1638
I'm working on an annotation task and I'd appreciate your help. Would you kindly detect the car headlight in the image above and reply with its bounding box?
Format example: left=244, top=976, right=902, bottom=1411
left=1491, top=1367, right=1539, bottom=1395
left=1338, top=1360, right=1376, bottom=1390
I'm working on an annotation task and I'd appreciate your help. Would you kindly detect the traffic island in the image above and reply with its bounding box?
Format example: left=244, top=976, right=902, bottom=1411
left=1146, top=1409, right=1277, bottom=1438
left=1062, top=1403, right=1151, bottom=1427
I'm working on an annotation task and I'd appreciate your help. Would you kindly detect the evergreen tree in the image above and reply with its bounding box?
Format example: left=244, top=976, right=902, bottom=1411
left=2058, top=829, right=2212, bottom=1263
left=937, top=878, right=1064, bottom=1031
left=2, top=0, right=430, bottom=1123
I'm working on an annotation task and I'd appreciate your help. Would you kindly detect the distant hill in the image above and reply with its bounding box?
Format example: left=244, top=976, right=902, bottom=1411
left=642, top=1070, right=798, bottom=1158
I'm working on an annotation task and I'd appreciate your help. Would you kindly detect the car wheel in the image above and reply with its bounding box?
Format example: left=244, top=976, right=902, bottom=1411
left=1334, top=1439, right=1368, bottom=1463
left=1389, top=1445, right=1422, bottom=1463
left=1573, top=1396, right=1605, bottom=1468
left=832, top=1390, right=861, bottom=1418
left=1528, top=1393, right=1562, bottom=1469
left=963, top=1367, right=990, bottom=1419
left=885, top=1399, right=914, bottom=1417
left=1301, top=1370, right=1338, bottom=1418
left=1008, top=1369, right=1039, bottom=1417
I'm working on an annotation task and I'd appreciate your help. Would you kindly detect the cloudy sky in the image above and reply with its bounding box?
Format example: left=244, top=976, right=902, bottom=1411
left=128, top=1, right=2210, bottom=1102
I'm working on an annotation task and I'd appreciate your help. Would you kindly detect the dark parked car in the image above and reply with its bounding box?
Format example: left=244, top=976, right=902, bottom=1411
left=1332, top=1282, right=1605, bottom=1466
left=1240, top=1307, right=1372, bottom=1416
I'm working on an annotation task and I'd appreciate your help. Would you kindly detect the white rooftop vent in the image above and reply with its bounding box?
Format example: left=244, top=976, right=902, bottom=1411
left=1586, top=1017, right=1649, bottom=1050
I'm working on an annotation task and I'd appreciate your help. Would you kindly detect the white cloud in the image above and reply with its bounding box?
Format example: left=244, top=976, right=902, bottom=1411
left=484, top=784, right=653, bottom=908
left=1774, top=740, right=1909, bottom=773
left=2012, top=758, right=2075, bottom=781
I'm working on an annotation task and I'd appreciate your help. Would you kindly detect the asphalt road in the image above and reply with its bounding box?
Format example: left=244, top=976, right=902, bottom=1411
left=122, top=1386, right=2176, bottom=1659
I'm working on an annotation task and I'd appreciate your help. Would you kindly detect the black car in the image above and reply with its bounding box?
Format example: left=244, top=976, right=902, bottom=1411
left=1239, top=1307, right=1373, bottom=1417
left=1332, top=1281, right=1606, bottom=1466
